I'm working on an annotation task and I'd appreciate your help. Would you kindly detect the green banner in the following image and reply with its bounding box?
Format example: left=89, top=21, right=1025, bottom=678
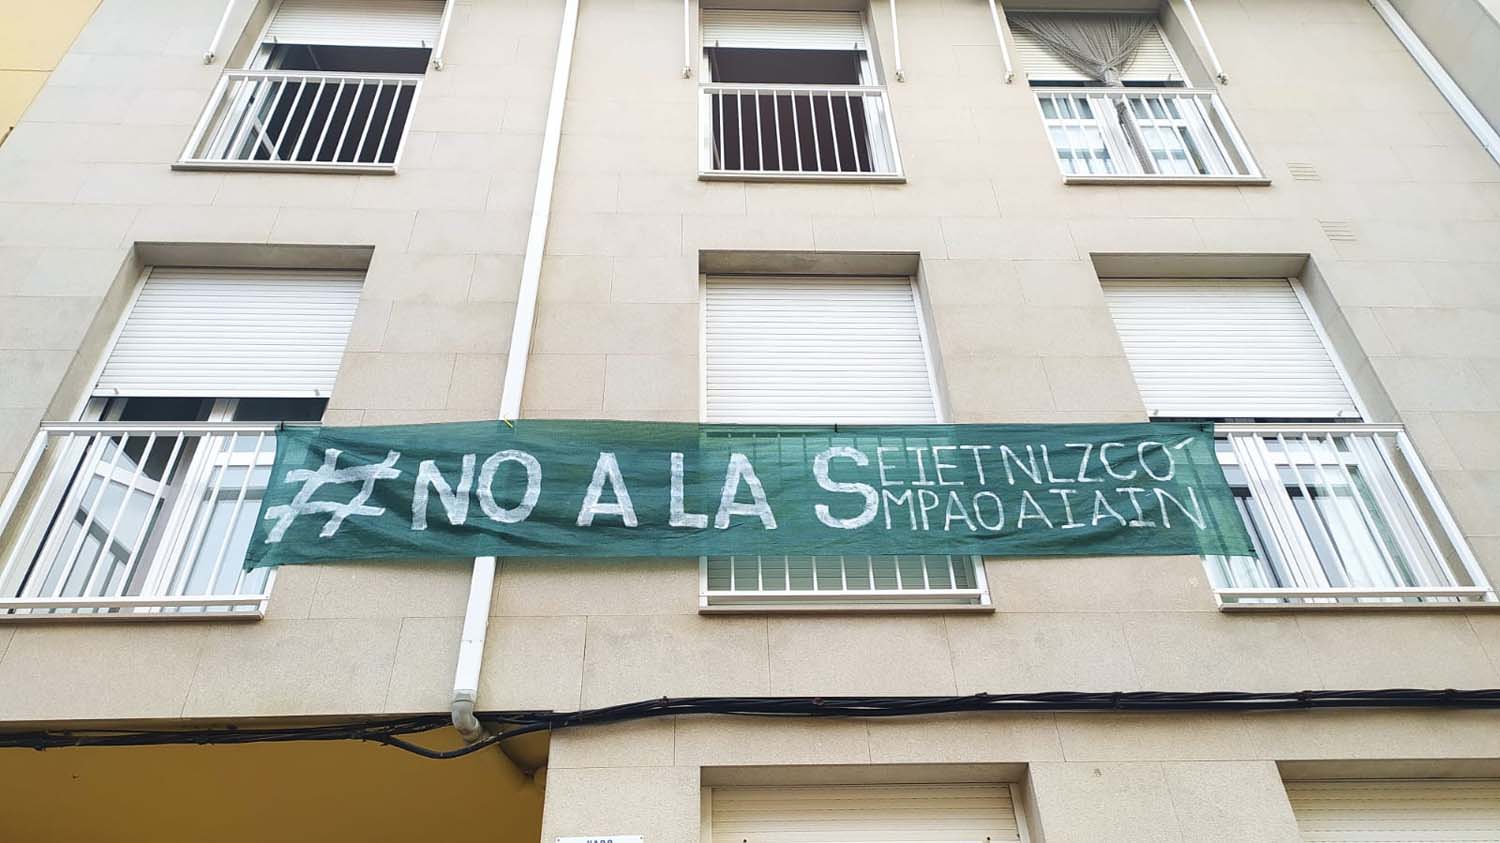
left=244, top=420, right=1254, bottom=569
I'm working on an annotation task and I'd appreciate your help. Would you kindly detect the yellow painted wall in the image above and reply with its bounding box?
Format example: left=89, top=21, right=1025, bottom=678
left=0, top=727, right=546, bottom=842
left=0, top=0, right=102, bottom=139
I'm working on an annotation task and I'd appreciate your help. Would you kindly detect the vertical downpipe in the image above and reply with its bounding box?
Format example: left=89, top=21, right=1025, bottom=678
left=451, top=0, right=581, bottom=744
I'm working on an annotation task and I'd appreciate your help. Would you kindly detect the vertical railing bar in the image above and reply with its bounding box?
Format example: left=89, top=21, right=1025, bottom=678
left=1231, top=432, right=1315, bottom=590
left=271, top=74, right=312, bottom=156
left=333, top=79, right=366, bottom=163
left=201, top=432, right=265, bottom=599
left=791, top=91, right=803, bottom=172
left=843, top=90, right=861, bottom=172
left=825, top=91, right=843, bottom=171
left=783, top=555, right=790, bottom=591
left=232, top=435, right=278, bottom=596
left=248, top=75, right=292, bottom=160
left=893, top=554, right=904, bottom=591
left=1278, top=433, right=1350, bottom=583
left=772, top=90, right=783, bottom=171
left=946, top=554, right=958, bottom=589
left=1, top=433, right=76, bottom=596
left=110, top=432, right=188, bottom=599
left=1358, top=433, right=1441, bottom=588
left=79, top=432, right=157, bottom=601
left=287, top=78, right=324, bottom=162
left=197, top=75, right=240, bottom=160
left=867, top=555, right=875, bottom=591
left=49, top=433, right=130, bottom=600
left=756, top=554, right=764, bottom=592
left=734, top=90, right=745, bottom=172
left=1316, top=432, right=1403, bottom=583
left=729, top=553, right=736, bottom=592
left=810, top=90, right=823, bottom=172
left=839, top=554, right=848, bottom=592
left=169, top=434, right=237, bottom=597
left=1394, top=429, right=1494, bottom=596
left=920, top=552, right=931, bottom=589
left=224, top=76, right=276, bottom=162
left=720, top=91, right=732, bottom=169
left=352, top=81, right=382, bottom=164
left=373, top=80, right=403, bottom=164
left=753, top=90, right=764, bottom=172
left=311, top=78, right=345, bottom=162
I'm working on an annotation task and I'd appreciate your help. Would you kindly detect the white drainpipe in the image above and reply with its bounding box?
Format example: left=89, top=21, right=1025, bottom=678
left=451, top=0, right=581, bottom=743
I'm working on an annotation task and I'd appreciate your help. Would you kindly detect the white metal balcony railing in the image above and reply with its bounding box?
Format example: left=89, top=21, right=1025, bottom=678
left=702, top=554, right=989, bottom=609
left=1034, top=88, right=1262, bottom=182
left=0, top=423, right=278, bottom=619
left=700, top=83, right=903, bottom=180
left=1210, top=424, right=1496, bottom=609
left=178, top=70, right=423, bottom=173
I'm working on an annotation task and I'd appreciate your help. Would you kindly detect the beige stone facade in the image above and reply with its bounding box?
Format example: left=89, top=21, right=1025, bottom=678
left=1, top=0, right=1499, bottom=840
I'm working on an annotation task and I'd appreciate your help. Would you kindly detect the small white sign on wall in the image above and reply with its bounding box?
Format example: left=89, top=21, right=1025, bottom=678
left=557, top=836, right=643, bottom=843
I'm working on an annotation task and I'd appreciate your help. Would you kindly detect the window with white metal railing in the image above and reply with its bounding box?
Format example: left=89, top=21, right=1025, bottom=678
left=1210, top=425, right=1493, bottom=608
left=699, top=276, right=986, bottom=610
left=1034, top=89, right=1259, bottom=180
left=178, top=0, right=441, bottom=172
left=1012, top=12, right=1262, bottom=182
left=0, top=265, right=360, bottom=619
left=0, top=421, right=280, bottom=618
left=1102, top=278, right=1497, bottom=609
left=698, top=10, right=902, bottom=180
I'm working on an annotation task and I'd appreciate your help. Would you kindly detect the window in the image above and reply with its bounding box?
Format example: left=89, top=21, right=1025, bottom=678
left=699, top=275, right=987, bottom=610
left=702, top=784, right=1029, bottom=843
left=179, top=0, right=442, bottom=172
left=699, top=10, right=902, bottom=179
left=1284, top=779, right=1500, bottom=840
left=0, top=268, right=362, bottom=619
left=1012, top=12, right=1262, bottom=182
left=1103, top=279, right=1494, bottom=608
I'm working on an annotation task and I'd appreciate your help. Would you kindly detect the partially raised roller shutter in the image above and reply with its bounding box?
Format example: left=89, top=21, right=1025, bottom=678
left=702, top=9, right=867, bottom=50
left=265, top=0, right=445, bottom=49
left=707, top=784, right=1024, bottom=843
left=1285, top=778, right=1500, bottom=841
left=95, top=268, right=363, bottom=398
left=704, top=276, right=940, bottom=424
left=1101, top=279, right=1359, bottom=420
left=1010, top=20, right=1184, bottom=83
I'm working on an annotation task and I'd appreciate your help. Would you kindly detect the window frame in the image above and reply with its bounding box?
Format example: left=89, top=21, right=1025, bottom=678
left=1107, top=276, right=1497, bottom=610
left=696, top=272, right=989, bottom=612
left=0, top=264, right=356, bottom=622
left=696, top=7, right=906, bottom=182
left=1014, top=14, right=1267, bottom=185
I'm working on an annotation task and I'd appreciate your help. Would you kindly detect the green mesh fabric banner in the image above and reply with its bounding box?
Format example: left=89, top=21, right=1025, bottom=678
left=244, top=420, right=1254, bottom=569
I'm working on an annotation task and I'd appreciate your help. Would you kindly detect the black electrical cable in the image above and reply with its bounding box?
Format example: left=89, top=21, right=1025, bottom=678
left=2, top=689, right=1498, bottom=760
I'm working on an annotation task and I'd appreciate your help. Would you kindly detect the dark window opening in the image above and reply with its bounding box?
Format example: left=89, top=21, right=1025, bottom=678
left=706, top=48, right=875, bottom=174
left=248, top=44, right=427, bottom=165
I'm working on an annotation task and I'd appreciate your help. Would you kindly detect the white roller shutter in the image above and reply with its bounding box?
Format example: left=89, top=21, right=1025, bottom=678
left=704, top=276, right=940, bottom=424
left=1010, top=21, right=1184, bottom=83
left=1285, top=779, right=1500, bottom=841
left=702, top=10, right=867, bottom=51
left=265, top=0, right=445, bottom=49
left=95, top=268, right=363, bottom=398
left=707, top=784, right=1023, bottom=843
left=1102, top=279, right=1359, bottom=420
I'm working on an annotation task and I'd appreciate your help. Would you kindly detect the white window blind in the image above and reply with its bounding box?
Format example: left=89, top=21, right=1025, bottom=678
left=702, top=9, right=867, bottom=51
left=704, top=276, right=940, bottom=424
left=706, top=784, right=1023, bottom=843
left=95, top=268, right=363, bottom=398
left=1101, top=279, right=1359, bottom=420
left=1011, top=21, right=1184, bottom=83
left=264, top=0, right=445, bottom=49
left=1285, top=779, right=1500, bottom=841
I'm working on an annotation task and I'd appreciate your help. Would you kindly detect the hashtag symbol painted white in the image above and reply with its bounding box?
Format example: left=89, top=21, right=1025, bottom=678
left=262, top=448, right=403, bottom=543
